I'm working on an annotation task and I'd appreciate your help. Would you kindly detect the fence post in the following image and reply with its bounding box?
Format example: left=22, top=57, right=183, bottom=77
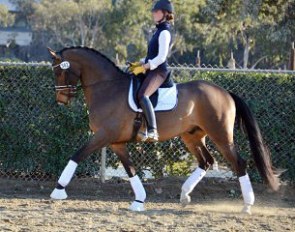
left=289, top=42, right=295, bottom=70
left=115, top=53, right=120, bottom=65
left=100, top=147, right=107, bottom=183
left=196, top=50, right=201, bottom=67
left=227, top=51, right=236, bottom=69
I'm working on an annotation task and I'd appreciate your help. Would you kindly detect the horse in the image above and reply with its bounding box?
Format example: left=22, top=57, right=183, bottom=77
left=47, top=46, right=280, bottom=214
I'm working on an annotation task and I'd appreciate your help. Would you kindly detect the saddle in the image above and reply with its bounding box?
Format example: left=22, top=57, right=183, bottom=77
left=129, top=71, right=178, bottom=141
left=132, top=71, right=175, bottom=108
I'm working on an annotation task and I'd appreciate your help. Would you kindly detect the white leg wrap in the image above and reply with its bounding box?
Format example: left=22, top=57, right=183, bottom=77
left=129, top=175, right=146, bottom=202
left=181, top=167, right=206, bottom=196
left=239, top=174, right=255, bottom=205
left=50, top=188, right=68, bottom=200
left=58, top=160, right=78, bottom=187
left=129, top=201, right=145, bottom=212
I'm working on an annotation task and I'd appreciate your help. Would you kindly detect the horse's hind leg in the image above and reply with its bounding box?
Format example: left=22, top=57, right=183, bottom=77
left=110, top=143, right=146, bottom=212
left=209, top=133, right=254, bottom=214
left=180, top=131, right=214, bottom=206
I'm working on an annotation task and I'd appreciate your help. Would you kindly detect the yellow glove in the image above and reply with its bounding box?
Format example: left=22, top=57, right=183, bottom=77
left=129, top=62, right=142, bottom=72
left=132, top=65, right=146, bottom=75
left=130, top=62, right=142, bottom=67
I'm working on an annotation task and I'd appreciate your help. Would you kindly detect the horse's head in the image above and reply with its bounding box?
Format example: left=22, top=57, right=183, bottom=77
left=48, top=47, right=81, bottom=105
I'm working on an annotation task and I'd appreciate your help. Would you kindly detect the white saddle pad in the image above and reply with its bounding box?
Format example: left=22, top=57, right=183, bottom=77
left=128, top=79, right=178, bottom=112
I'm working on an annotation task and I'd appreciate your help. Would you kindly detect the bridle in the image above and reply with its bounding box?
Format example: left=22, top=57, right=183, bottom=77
left=52, top=53, right=129, bottom=103
left=52, top=56, right=80, bottom=98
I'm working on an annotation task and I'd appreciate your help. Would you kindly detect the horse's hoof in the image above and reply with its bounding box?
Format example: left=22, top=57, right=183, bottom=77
left=50, top=188, right=68, bottom=200
left=241, top=204, right=252, bottom=215
left=180, top=192, right=191, bottom=207
left=129, top=201, right=145, bottom=212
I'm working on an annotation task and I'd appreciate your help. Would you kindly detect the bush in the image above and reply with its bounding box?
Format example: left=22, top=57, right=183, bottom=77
left=0, top=65, right=294, bottom=183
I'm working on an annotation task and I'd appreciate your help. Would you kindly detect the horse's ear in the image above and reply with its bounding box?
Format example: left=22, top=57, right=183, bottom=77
left=47, top=47, right=60, bottom=59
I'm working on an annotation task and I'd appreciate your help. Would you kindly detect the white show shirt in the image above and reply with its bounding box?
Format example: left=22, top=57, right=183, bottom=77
left=141, top=30, right=171, bottom=70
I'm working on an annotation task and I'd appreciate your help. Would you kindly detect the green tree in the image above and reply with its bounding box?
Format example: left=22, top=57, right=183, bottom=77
left=167, top=0, right=207, bottom=63
left=254, top=0, right=295, bottom=68
left=104, top=0, right=151, bottom=61
left=5, top=0, right=295, bottom=67
left=196, top=0, right=294, bottom=68
left=0, top=4, right=14, bottom=27
left=33, top=0, right=110, bottom=49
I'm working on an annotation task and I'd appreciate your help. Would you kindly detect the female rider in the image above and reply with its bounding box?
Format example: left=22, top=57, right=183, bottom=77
left=132, top=0, right=174, bottom=142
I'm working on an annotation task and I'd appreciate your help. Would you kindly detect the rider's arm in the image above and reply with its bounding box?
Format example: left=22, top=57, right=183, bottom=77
left=147, top=30, right=171, bottom=70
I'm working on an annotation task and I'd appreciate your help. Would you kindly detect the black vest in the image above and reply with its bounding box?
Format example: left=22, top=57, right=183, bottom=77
left=145, top=22, right=171, bottom=71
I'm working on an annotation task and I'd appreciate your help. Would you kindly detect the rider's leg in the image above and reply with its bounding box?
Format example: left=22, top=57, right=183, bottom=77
left=139, top=95, right=157, bottom=135
left=137, top=69, right=168, bottom=141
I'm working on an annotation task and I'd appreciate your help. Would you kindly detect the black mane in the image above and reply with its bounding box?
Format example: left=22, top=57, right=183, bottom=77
left=59, top=46, right=126, bottom=75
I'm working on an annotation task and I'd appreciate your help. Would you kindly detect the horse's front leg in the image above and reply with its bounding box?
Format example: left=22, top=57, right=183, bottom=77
left=110, top=143, right=146, bottom=212
left=50, top=129, right=109, bottom=200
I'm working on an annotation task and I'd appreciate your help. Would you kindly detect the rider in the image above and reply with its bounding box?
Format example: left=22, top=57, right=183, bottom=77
left=132, top=0, right=174, bottom=142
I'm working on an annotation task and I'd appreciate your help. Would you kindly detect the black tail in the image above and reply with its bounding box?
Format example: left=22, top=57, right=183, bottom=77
left=229, top=92, right=280, bottom=191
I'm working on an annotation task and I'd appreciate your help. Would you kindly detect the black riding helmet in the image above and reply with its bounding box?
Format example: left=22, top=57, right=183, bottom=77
left=152, top=0, right=174, bottom=13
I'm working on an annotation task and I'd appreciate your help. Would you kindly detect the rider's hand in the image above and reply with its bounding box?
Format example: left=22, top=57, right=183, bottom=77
left=129, top=62, right=142, bottom=72
left=132, top=65, right=146, bottom=75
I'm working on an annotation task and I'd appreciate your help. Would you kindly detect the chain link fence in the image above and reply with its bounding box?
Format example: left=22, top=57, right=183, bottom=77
left=0, top=62, right=294, bottom=183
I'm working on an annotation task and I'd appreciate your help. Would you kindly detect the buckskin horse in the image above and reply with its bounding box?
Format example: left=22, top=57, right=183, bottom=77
left=48, top=47, right=279, bottom=214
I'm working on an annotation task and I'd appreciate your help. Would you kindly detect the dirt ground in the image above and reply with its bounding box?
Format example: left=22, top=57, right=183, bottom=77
left=0, top=177, right=294, bottom=232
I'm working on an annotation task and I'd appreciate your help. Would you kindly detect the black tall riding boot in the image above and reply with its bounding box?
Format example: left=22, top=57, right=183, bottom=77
left=139, top=96, right=159, bottom=141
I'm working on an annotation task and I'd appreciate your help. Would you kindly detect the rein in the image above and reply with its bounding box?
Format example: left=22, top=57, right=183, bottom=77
left=79, top=78, right=129, bottom=89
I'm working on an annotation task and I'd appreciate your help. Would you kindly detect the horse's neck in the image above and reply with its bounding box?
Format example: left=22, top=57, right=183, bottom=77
left=80, top=56, right=128, bottom=102
left=66, top=49, right=125, bottom=84
left=82, top=77, right=130, bottom=110
left=81, top=59, right=125, bottom=84
left=66, top=49, right=129, bottom=107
